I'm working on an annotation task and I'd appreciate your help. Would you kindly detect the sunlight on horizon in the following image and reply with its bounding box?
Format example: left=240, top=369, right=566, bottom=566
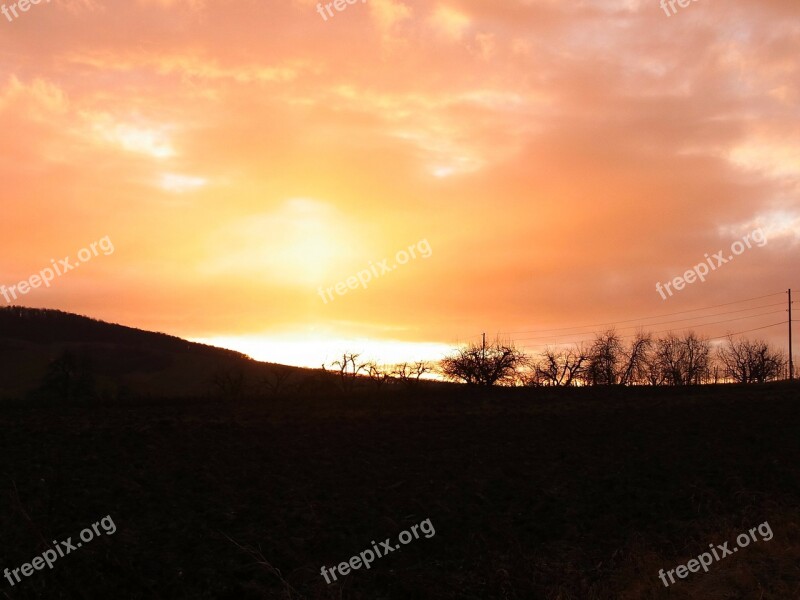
left=190, top=335, right=454, bottom=369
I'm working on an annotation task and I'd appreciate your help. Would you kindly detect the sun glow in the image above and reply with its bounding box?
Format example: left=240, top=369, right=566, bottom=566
left=191, top=334, right=453, bottom=369
left=201, top=198, right=363, bottom=286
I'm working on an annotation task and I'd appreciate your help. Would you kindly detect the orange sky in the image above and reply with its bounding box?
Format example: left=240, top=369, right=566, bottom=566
left=1, top=0, right=798, bottom=367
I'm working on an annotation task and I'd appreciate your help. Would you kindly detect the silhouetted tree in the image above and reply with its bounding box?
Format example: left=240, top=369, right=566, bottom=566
left=586, top=330, right=624, bottom=385
left=259, top=365, right=295, bottom=396
left=533, top=344, right=589, bottom=387
left=210, top=369, right=246, bottom=402
left=323, top=353, right=368, bottom=392
left=619, top=331, right=653, bottom=386
left=718, top=336, right=786, bottom=384
left=38, top=349, right=96, bottom=402
left=365, top=362, right=392, bottom=391
left=391, top=361, right=433, bottom=388
left=440, top=339, right=526, bottom=386
left=654, top=332, right=710, bottom=385
left=642, top=348, right=667, bottom=386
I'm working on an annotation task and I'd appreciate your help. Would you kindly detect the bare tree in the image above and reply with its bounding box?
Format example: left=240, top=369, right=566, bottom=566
left=391, top=361, right=433, bottom=388
left=749, top=342, right=787, bottom=383
left=718, top=336, right=787, bottom=384
left=619, top=331, right=653, bottom=386
left=533, top=344, right=589, bottom=387
left=365, top=362, right=392, bottom=391
left=413, top=360, right=433, bottom=382
left=642, top=349, right=667, bottom=386
left=259, top=365, right=295, bottom=396
left=718, top=335, right=750, bottom=384
left=391, top=362, right=414, bottom=385
left=210, top=369, right=246, bottom=402
left=323, top=353, right=368, bottom=392
left=586, top=330, right=624, bottom=385
left=654, top=332, right=710, bottom=385
left=683, top=332, right=711, bottom=385
left=440, top=339, right=527, bottom=386
left=654, top=332, right=684, bottom=385
left=38, top=349, right=96, bottom=402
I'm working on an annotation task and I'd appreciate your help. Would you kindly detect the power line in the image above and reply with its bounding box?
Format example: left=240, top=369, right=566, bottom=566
left=497, top=291, right=785, bottom=336
left=516, top=318, right=787, bottom=353
left=708, top=321, right=788, bottom=341
left=514, top=310, right=786, bottom=344
left=509, top=303, right=785, bottom=342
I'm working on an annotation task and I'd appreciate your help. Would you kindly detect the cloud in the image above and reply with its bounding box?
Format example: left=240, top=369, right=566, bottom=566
left=427, top=4, right=470, bottom=40
left=370, top=0, right=412, bottom=32
left=0, top=0, right=797, bottom=351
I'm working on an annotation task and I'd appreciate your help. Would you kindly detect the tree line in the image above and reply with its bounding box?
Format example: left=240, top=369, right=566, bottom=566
left=438, top=331, right=789, bottom=387
left=318, top=330, right=788, bottom=390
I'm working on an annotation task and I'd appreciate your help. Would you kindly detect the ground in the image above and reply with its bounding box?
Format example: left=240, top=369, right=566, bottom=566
left=0, top=383, right=798, bottom=599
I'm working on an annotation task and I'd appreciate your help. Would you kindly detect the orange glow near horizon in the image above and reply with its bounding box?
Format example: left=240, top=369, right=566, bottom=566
left=190, top=334, right=454, bottom=370
left=1, top=0, right=799, bottom=366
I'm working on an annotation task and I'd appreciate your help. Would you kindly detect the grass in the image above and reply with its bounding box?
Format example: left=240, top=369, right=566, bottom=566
left=0, top=382, right=798, bottom=599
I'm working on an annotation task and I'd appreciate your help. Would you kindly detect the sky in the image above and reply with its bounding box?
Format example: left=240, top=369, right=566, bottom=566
left=1, top=0, right=798, bottom=368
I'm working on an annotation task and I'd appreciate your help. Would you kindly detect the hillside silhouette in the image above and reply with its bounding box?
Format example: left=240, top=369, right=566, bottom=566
left=0, top=306, right=309, bottom=400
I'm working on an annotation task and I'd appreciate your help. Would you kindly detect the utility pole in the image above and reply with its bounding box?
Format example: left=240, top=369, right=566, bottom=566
left=789, top=289, right=794, bottom=381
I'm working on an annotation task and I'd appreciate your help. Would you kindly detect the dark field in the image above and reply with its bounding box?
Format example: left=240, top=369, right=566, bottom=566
left=1, top=384, right=799, bottom=599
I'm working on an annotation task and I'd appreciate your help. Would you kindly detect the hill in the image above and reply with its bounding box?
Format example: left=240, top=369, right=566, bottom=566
left=0, top=306, right=311, bottom=400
